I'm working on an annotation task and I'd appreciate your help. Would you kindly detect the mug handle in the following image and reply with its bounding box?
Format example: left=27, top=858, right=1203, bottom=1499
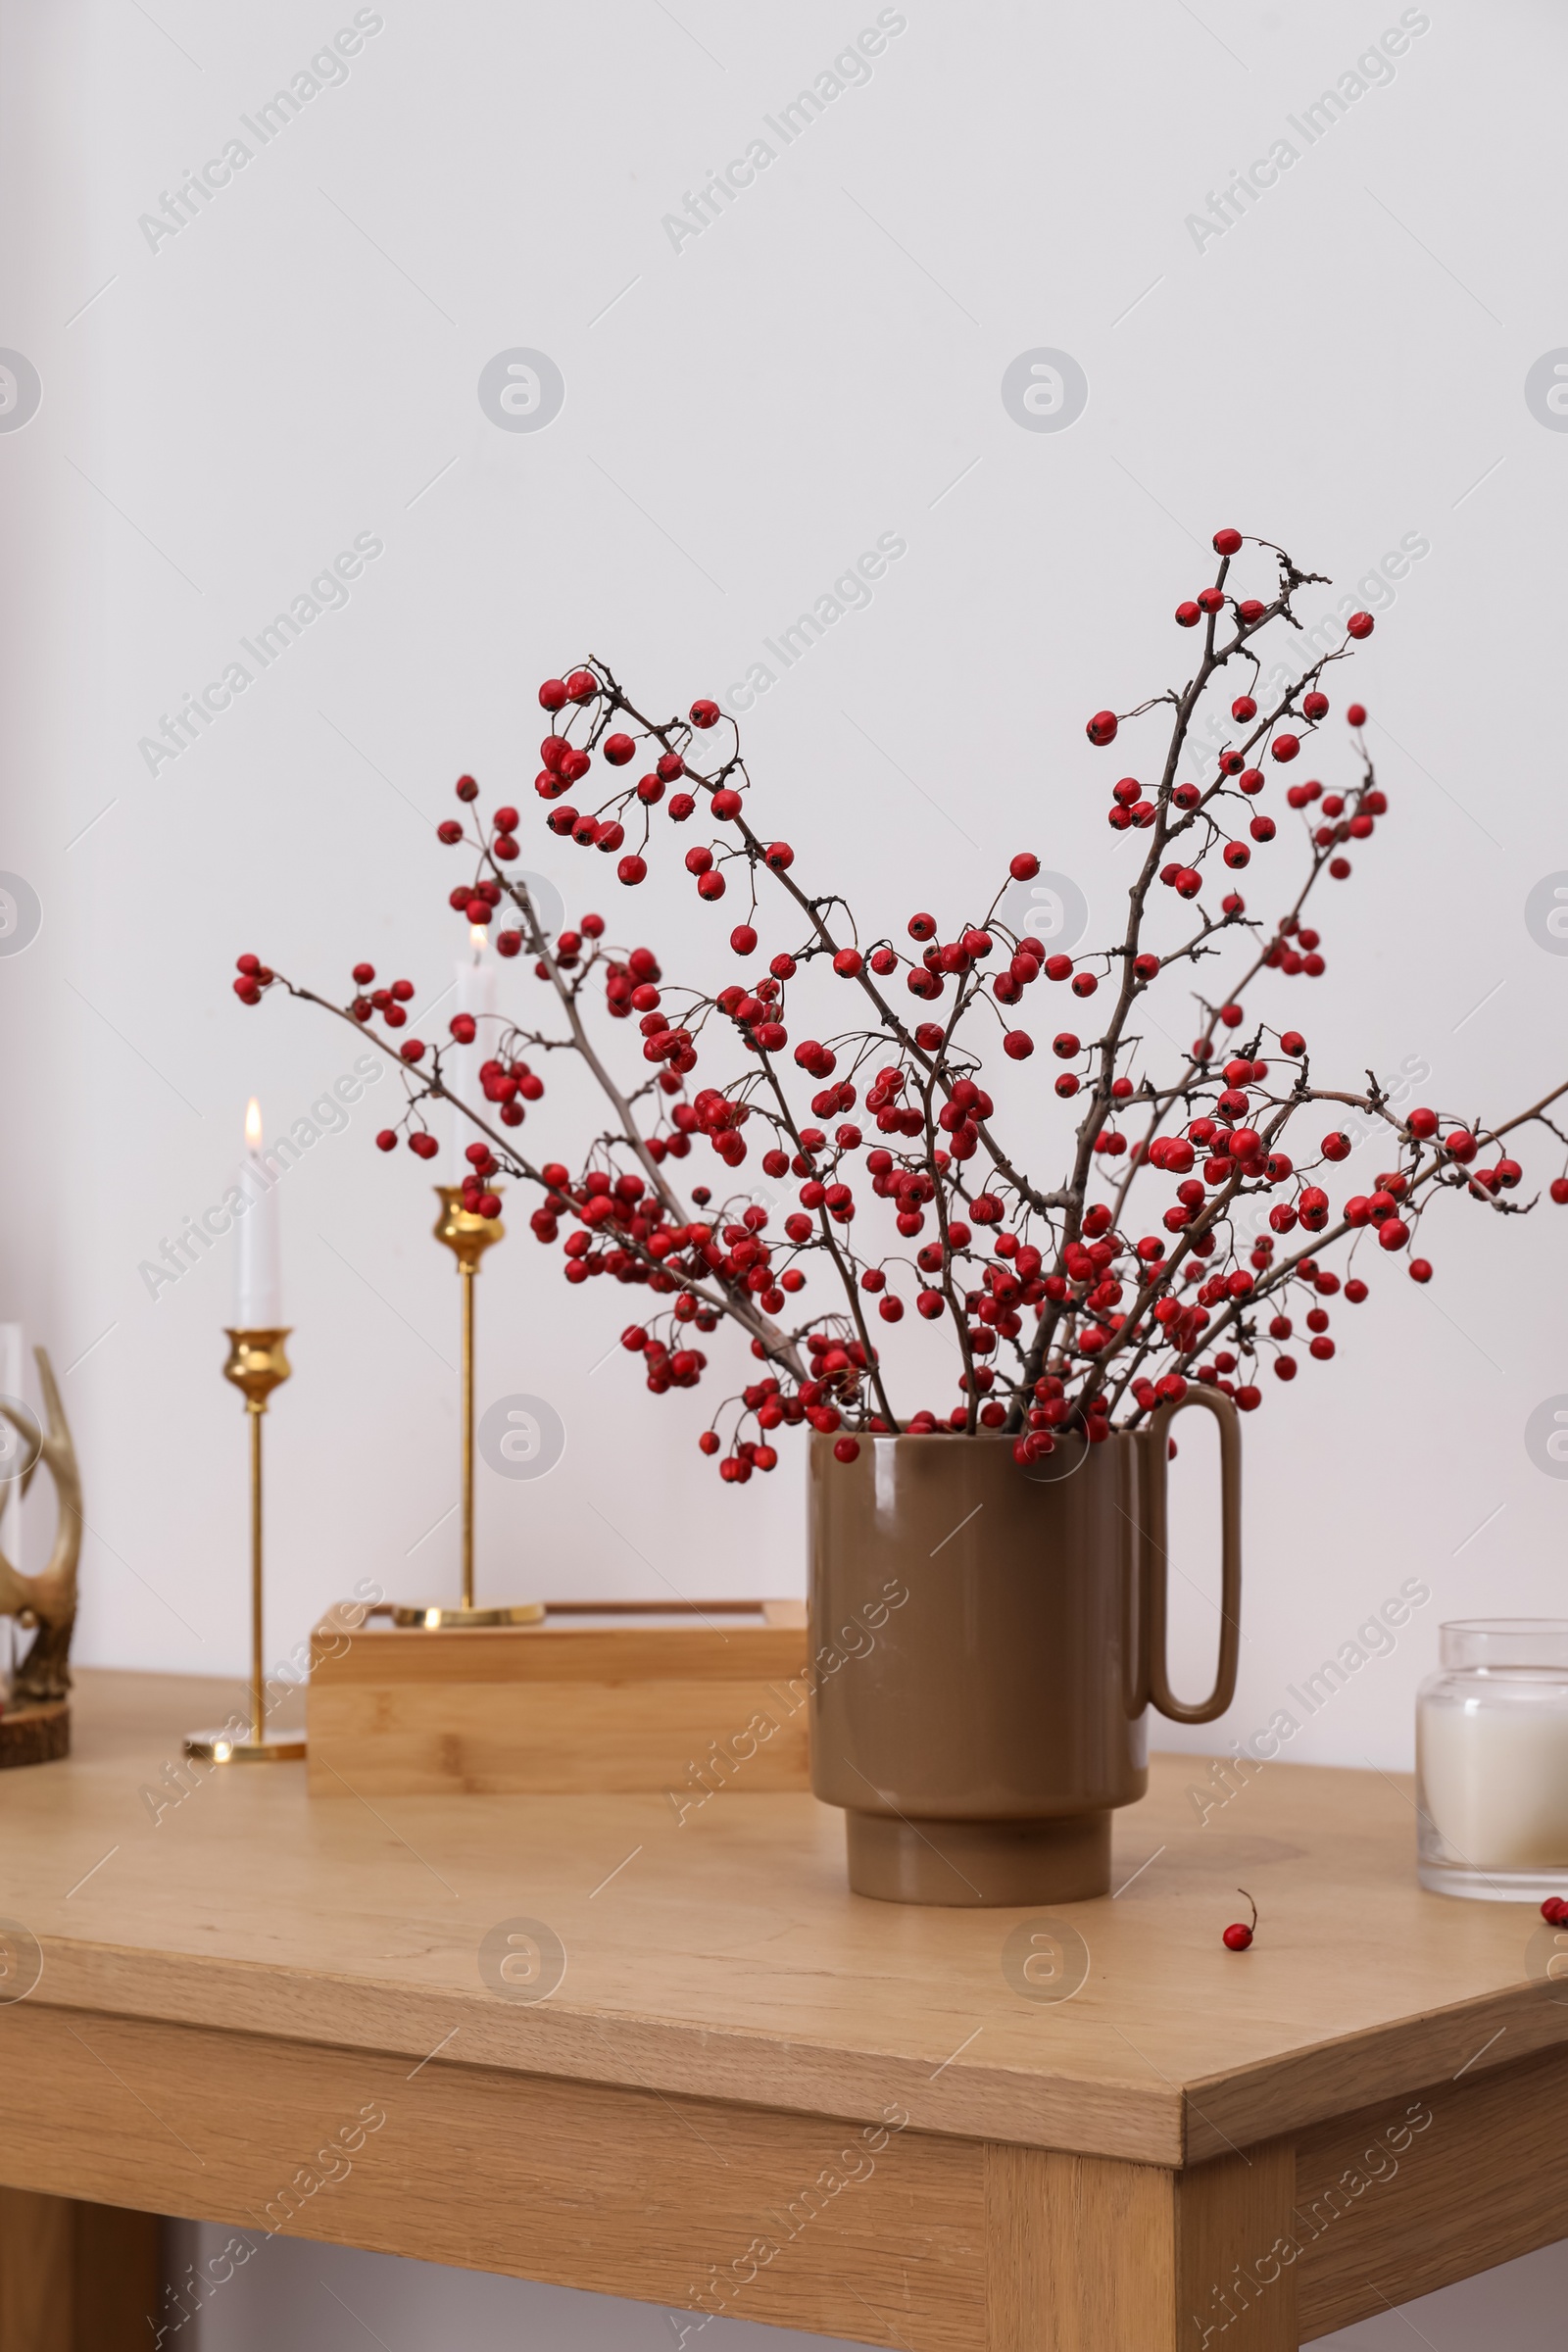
left=1143, top=1385, right=1243, bottom=1725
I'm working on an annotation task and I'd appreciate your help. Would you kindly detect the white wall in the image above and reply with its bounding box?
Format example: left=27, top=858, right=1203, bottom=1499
left=7, top=0, right=1568, bottom=2338
left=160, top=2220, right=1568, bottom=2352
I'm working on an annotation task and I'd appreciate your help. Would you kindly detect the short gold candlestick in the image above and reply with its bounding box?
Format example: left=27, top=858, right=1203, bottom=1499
left=388, top=1188, right=543, bottom=1631
left=184, top=1330, right=307, bottom=1763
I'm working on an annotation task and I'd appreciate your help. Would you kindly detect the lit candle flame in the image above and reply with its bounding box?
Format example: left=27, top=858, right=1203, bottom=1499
left=469, top=925, right=487, bottom=954
left=244, top=1097, right=263, bottom=1151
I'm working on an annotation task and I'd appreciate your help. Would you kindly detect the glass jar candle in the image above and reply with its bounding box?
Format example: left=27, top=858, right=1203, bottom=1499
left=1417, top=1620, right=1568, bottom=1900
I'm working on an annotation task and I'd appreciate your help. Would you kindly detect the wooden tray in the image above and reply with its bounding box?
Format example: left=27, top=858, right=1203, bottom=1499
left=307, top=1599, right=810, bottom=1798
left=0, top=1697, right=70, bottom=1768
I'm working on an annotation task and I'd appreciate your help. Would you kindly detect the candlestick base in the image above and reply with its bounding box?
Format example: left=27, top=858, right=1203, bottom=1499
left=386, top=1601, right=545, bottom=1631
left=183, top=1725, right=307, bottom=1764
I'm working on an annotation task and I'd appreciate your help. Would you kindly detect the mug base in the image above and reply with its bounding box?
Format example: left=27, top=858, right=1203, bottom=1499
left=845, top=1808, right=1111, bottom=1906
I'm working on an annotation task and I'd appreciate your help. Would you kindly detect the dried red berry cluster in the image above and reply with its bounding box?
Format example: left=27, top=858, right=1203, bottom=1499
left=236, top=531, right=1568, bottom=1480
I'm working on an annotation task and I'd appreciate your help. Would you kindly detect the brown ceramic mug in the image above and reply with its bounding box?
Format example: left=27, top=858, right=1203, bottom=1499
left=808, top=1388, right=1242, bottom=1905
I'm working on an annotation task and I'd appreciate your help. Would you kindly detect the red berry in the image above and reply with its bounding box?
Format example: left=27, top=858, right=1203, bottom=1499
left=373, top=1128, right=397, bottom=1152
left=689, top=699, right=720, bottom=729
left=730, top=925, right=758, bottom=956
left=1231, top=695, right=1256, bottom=722
left=1003, top=1031, right=1034, bottom=1060
left=437, top=819, right=464, bottom=845
left=833, top=949, right=863, bottom=978
left=1270, top=734, right=1299, bottom=763
left=907, top=912, right=936, bottom=942
left=1302, top=692, right=1329, bottom=721
left=1408, top=1258, right=1433, bottom=1284
left=232, top=976, right=261, bottom=1004
left=834, top=1436, right=861, bottom=1463
left=1223, top=842, right=1250, bottom=869
left=539, top=678, right=568, bottom=711
left=1087, top=710, right=1118, bottom=746
left=1212, top=527, right=1242, bottom=556
left=1222, top=1889, right=1257, bottom=1949
left=697, top=871, right=726, bottom=901
left=410, top=1131, right=439, bottom=1159
left=450, top=1012, right=477, bottom=1044
left=603, top=732, right=636, bottom=765
left=711, top=788, right=743, bottom=819
left=565, top=670, right=597, bottom=703
left=617, top=855, right=647, bottom=886
left=1009, top=852, right=1040, bottom=880
left=1329, top=856, right=1351, bottom=880
left=1346, top=611, right=1374, bottom=640
left=1175, top=601, right=1200, bottom=628
left=1542, top=1897, right=1568, bottom=1924
left=1551, top=1178, right=1568, bottom=1205
left=1407, top=1106, right=1439, bottom=1140
left=1378, top=1218, right=1409, bottom=1251
left=765, top=841, right=794, bottom=870
left=1198, top=587, right=1225, bottom=614
left=455, top=774, right=479, bottom=802
left=699, top=1429, right=720, bottom=1455
left=1347, top=703, right=1367, bottom=727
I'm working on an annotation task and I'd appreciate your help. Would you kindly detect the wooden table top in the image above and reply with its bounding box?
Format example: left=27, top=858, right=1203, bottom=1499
left=2, top=1669, right=1560, bottom=2168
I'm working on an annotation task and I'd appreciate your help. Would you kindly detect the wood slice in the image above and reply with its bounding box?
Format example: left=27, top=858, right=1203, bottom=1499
left=0, top=1699, right=71, bottom=1768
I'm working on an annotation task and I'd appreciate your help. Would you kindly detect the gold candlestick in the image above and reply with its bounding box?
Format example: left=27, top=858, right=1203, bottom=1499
left=389, top=1188, right=543, bottom=1631
left=184, top=1329, right=306, bottom=1762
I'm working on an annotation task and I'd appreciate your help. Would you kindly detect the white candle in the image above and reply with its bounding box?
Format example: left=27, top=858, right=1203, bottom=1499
left=235, top=1097, right=283, bottom=1327
left=1418, top=1695, right=1568, bottom=1871
left=452, top=927, right=496, bottom=1172
left=0, top=1322, right=23, bottom=1566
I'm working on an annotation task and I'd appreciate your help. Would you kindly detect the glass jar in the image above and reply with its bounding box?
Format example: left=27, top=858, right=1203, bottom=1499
left=1417, top=1620, right=1568, bottom=1900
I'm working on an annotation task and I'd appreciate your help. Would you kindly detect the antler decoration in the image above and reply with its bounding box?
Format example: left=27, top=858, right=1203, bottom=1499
left=0, top=1349, right=82, bottom=1703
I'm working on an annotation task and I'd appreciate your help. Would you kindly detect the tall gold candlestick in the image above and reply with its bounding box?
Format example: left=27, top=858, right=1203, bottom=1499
left=389, top=1188, right=542, bottom=1631
left=184, top=1329, right=306, bottom=1762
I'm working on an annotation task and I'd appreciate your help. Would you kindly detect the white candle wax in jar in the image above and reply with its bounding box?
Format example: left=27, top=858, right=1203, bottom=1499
left=452, top=927, right=496, bottom=1172
left=1416, top=1620, right=1568, bottom=1900
left=235, top=1097, right=283, bottom=1327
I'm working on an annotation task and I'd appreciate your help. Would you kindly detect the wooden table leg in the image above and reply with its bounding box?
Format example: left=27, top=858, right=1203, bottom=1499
left=0, top=2190, right=160, bottom=2352
left=987, top=2141, right=1298, bottom=2351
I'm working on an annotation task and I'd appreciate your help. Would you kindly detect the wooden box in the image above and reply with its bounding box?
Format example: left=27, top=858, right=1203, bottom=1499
left=307, top=1600, right=810, bottom=1798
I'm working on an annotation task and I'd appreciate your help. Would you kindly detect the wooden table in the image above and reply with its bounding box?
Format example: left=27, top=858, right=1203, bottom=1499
left=1, top=1670, right=1565, bottom=2352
